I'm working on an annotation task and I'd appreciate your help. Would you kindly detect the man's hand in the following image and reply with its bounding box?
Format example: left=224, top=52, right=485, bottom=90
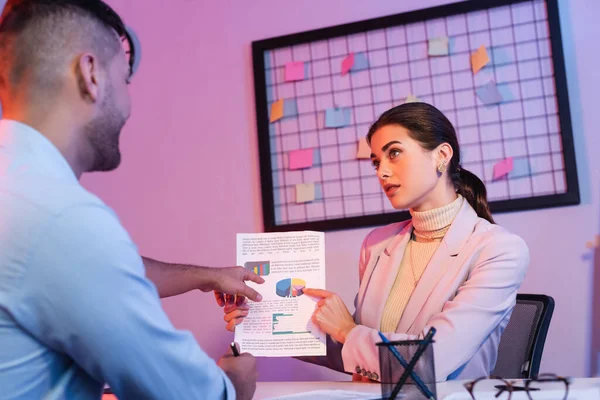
left=218, top=347, right=257, bottom=400
left=142, top=257, right=265, bottom=300
left=211, top=267, right=265, bottom=306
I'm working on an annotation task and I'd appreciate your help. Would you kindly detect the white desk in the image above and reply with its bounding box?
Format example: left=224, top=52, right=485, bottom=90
left=254, top=378, right=600, bottom=399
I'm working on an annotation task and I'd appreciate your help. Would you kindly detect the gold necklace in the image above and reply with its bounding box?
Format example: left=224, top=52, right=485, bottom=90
left=409, top=239, right=419, bottom=284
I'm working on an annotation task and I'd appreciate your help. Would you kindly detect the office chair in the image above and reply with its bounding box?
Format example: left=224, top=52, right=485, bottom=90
left=492, top=294, right=555, bottom=379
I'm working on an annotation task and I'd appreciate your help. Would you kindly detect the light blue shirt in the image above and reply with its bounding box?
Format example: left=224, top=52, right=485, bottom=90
left=0, top=120, right=235, bottom=399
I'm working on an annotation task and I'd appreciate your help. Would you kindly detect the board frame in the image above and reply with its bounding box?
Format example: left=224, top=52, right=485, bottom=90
left=251, top=0, right=579, bottom=232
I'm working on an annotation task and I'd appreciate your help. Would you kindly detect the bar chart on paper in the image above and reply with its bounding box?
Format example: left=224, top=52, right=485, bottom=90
left=276, top=278, right=306, bottom=298
left=272, top=313, right=311, bottom=335
left=244, top=261, right=271, bottom=276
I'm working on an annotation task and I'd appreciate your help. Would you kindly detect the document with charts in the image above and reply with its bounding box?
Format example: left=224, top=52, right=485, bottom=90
left=234, top=231, right=326, bottom=357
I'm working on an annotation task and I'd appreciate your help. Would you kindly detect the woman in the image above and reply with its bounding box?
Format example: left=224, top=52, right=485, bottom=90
left=221, top=102, right=529, bottom=382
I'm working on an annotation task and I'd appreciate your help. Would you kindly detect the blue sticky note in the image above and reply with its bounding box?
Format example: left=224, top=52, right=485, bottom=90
left=496, top=84, right=515, bottom=102
left=476, top=81, right=503, bottom=105
left=266, top=86, right=276, bottom=102
left=490, top=46, right=512, bottom=65
left=314, top=183, right=323, bottom=200
left=274, top=205, right=284, bottom=224
left=325, top=107, right=352, bottom=128
left=312, top=149, right=322, bottom=166
left=508, top=157, right=531, bottom=178
left=283, top=99, right=298, bottom=117
left=264, top=51, right=273, bottom=69
left=350, top=52, right=369, bottom=72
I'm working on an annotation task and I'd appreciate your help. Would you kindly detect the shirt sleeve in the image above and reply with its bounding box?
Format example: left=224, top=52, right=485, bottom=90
left=10, top=203, right=235, bottom=400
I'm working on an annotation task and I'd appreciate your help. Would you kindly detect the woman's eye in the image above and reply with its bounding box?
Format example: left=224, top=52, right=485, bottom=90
left=389, top=149, right=400, bottom=159
left=372, top=161, right=380, bottom=170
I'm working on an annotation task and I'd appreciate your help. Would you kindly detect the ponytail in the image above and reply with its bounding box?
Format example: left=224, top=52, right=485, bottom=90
left=455, top=167, right=495, bottom=224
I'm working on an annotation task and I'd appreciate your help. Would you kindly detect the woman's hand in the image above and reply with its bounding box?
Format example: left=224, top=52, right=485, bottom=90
left=303, top=288, right=357, bottom=344
left=222, top=296, right=250, bottom=332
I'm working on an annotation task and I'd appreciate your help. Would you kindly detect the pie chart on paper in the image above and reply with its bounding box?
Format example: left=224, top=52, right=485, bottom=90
left=276, top=278, right=306, bottom=298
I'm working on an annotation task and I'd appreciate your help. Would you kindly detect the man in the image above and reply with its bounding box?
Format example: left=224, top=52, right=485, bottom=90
left=0, top=1, right=261, bottom=399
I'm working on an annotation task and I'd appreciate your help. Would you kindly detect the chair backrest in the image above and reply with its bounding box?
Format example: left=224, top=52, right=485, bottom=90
left=492, top=294, right=555, bottom=379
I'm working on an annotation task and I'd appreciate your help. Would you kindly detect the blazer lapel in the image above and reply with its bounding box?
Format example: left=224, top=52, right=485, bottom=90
left=396, top=200, right=480, bottom=333
left=359, top=222, right=413, bottom=329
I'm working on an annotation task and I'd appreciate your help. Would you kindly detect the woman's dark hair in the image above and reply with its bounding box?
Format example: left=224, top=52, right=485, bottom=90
left=366, top=102, right=495, bottom=224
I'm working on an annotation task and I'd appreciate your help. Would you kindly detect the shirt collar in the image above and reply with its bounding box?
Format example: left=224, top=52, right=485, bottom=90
left=0, top=119, right=78, bottom=183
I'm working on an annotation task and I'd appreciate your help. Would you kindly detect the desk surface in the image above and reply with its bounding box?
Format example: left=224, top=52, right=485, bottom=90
left=253, top=378, right=600, bottom=399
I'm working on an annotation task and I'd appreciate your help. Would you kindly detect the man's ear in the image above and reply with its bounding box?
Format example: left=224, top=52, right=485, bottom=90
left=76, top=53, right=100, bottom=103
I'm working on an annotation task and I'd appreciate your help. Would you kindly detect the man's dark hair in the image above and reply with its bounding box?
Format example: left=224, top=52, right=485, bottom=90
left=0, top=0, right=128, bottom=106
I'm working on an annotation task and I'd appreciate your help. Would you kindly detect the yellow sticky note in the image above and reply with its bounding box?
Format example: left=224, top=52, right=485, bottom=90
left=404, top=94, right=419, bottom=103
left=471, top=45, right=490, bottom=74
left=270, top=99, right=284, bottom=123
left=295, top=183, right=315, bottom=203
left=428, top=37, right=449, bottom=56
left=356, top=137, right=371, bottom=159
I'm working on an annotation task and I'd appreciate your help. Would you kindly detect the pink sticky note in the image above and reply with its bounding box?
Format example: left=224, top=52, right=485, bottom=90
left=285, top=61, right=305, bottom=82
left=341, top=53, right=355, bottom=75
left=289, top=148, right=313, bottom=170
left=493, top=157, right=514, bottom=180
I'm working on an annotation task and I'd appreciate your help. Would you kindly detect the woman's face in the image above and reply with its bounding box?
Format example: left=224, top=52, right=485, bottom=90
left=369, top=124, right=446, bottom=211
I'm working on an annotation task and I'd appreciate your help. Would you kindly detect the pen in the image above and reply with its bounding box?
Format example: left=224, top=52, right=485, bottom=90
left=378, top=332, right=434, bottom=399
left=389, top=327, right=436, bottom=400
left=230, top=342, right=240, bottom=357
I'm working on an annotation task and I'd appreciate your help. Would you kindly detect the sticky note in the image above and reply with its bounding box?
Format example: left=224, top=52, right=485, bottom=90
left=289, top=148, right=314, bottom=170
left=285, top=61, right=305, bottom=82
left=404, top=94, right=420, bottom=103
left=341, top=53, right=355, bottom=75
left=283, top=99, right=298, bottom=117
left=586, top=235, right=600, bottom=249
left=428, top=37, right=449, bottom=56
left=296, top=183, right=315, bottom=203
left=493, top=157, right=514, bottom=180
left=270, top=99, right=284, bottom=123
left=325, top=107, right=351, bottom=128
left=476, top=81, right=503, bottom=105
left=497, top=84, right=514, bottom=102
left=471, top=45, right=490, bottom=74
left=508, top=157, right=531, bottom=178
left=356, top=137, right=371, bottom=159
left=350, top=52, right=369, bottom=72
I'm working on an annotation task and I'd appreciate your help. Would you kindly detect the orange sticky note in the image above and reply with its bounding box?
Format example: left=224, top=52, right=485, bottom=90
left=586, top=235, right=600, bottom=249
left=471, top=45, right=490, bottom=74
left=356, top=137, right=370, bottom=159
left=493, top=157, right=514, bottom=180
left=285, top=61, right=305, bottom=82
left=289, top=148, right=313, bottom=170
left=341, top=53, right=355, bottom=75
left=270, top=99, right=284, bottom=123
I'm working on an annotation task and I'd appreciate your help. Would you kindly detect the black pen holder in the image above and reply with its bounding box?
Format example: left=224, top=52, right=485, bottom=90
left=377, top=339, right=437, bottom=400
